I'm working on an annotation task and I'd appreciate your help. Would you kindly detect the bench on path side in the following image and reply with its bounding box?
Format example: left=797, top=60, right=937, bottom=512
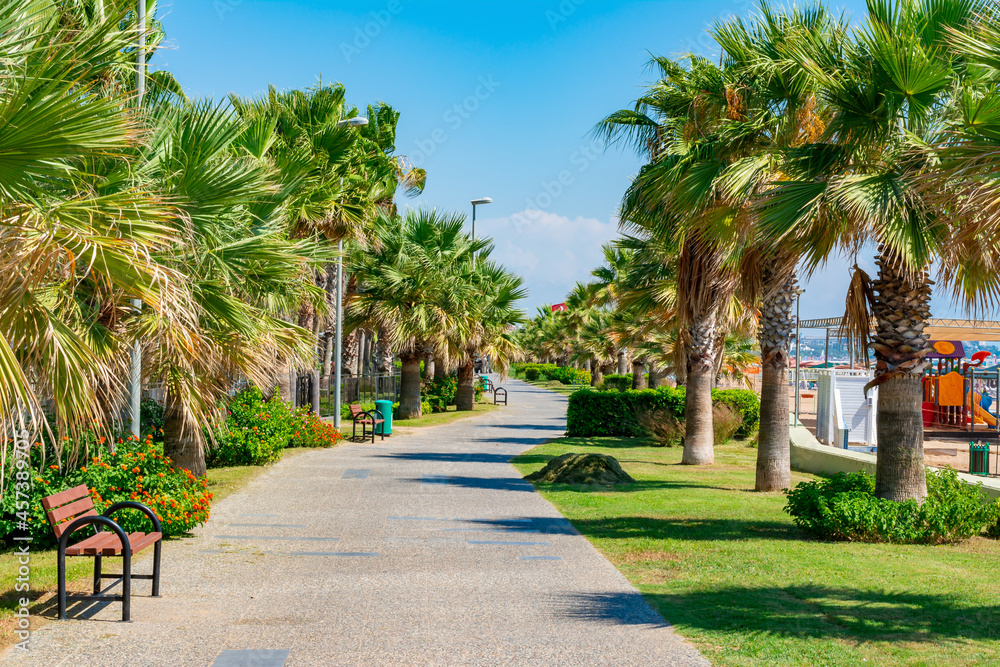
left=349, top=403, right=385, bottom=443
left=42, top=484, right=162, bottom=622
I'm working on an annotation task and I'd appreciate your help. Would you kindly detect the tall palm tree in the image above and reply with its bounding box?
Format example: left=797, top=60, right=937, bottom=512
left=760, top=0, right=990, bottom=501
left=451, top=256, right=527, bottom=410
left=346, top=209, right=483, bottom=419
left=596, top=54, right=746, bottom=465
left=139, top=100, right=327, bottom=476
left=711, top=2, right=845, bottom=490
left=0, top=1, right=185, bottom=482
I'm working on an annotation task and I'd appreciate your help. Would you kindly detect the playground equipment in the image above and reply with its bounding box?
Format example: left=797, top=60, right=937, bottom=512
left=922, top=342, right=1000, bottom=434
left=815, top=369, right=877, bottom=450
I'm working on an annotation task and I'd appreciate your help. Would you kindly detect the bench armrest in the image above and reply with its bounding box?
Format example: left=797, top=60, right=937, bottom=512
left=103, top=501, right=163, bottom=534
left=58, top=515, right=131, bottom=554
left=363, top=409, right=384, bottom=422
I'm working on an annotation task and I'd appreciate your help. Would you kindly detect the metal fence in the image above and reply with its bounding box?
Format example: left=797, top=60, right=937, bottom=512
left=317, top=372, right=400, bottom=418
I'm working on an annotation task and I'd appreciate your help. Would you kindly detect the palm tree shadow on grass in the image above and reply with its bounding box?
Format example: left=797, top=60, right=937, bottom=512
left=569, top=515, right=798, bottom=541
left=557, top=587, right=1000, bottom=644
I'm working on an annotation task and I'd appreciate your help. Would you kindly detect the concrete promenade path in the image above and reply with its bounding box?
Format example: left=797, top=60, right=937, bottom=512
left=4, top=379, right=708, bottom=667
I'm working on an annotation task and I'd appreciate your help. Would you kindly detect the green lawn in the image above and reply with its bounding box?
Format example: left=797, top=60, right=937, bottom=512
left=522, top=378, right=587, bottom=396
left=512, top=437, right=1000, bottom=667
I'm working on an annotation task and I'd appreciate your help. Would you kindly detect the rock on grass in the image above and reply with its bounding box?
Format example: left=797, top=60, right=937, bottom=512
left=525, top=453, right=635, bottom=486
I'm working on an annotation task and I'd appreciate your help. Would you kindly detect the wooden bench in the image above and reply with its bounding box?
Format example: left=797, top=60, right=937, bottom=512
left=349, top=404, right=385, bottom=443
left=43, top=484, right=162, bottom=622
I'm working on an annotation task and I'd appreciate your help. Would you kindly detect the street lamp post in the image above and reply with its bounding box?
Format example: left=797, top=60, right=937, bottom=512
left=794, top=288, right=804, bottom=427
left=333, top=117, right=369, bottom=429
left=470, top=197, right=492, bottom=240
left=128, top=0, right=146, bottom=439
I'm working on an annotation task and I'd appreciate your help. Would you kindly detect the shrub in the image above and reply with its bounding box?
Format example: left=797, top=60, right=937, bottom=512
left=140, top=397, right=165, bottom=436
left=567, top=387, right=686, bottom=437
left=712, top=388, right=760, bottom=438
left=785, top=469, right=1000, bottom=544
left=424, top=375, right=458, bottom=410
left=524, top=366, right=544, bottom=381
left=548, top=366, right=592, bottom=385
left=208, top=386, right=295, bottom=467
left=567, top=386, right=761, bottom=439
left=712, top=404, right=744, bottom=444
left=602, top=374, right=633, bottom=392
left=1, top=435, right=212, bottom=549
left=288, top=409, right=343, bottom=448
left=637, top=409, right=685, bottom=447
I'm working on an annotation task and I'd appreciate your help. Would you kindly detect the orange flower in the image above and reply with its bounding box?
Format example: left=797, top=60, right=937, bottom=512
left=80, top=466, right=87, bottom=473
left=132, top=467, right=140, bottom=474
left=49, top=465, right=58, bottom=470
left=121, top=465, right=127, bottom=470
left=158, top=472, right=165, bottom=477
left=99, top=436, right=105, bottom=444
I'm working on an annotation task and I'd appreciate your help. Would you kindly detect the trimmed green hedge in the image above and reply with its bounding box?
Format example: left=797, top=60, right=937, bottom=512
left=602, top=374, right=632, bottom=391
left=566, top=386, right=759, bottom=438
left=514, top=363, right=590, bottom=385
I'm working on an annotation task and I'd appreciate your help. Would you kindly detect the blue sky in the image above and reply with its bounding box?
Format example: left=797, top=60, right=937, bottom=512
left=152, top=0, right=972, bottom=321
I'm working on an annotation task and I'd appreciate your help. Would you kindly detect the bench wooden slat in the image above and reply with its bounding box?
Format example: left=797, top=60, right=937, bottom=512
left=65, top=531, right=163, bottom=556
left=52, top=509, right=98, bottom=538
left=41, top=484, right=90, bottom=510
left=65, top=531, right=119, bottom=556
left=47, top=496, right=95, bottom=524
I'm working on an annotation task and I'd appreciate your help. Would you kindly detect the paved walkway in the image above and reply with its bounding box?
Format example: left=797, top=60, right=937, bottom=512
left=4, top=379, right=708, bottom=666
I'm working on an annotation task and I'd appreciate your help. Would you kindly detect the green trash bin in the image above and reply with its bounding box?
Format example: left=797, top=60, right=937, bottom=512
left=375, top=399, right=393, bottom=436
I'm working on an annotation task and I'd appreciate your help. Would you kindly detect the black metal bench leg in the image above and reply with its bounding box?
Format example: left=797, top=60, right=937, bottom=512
left=122, top=549, right=132, bottom=622
left=93, top=555, right=102, bottom=594
left=152, top=540, right=161, bottom=597
left=57, top=546, right=67, bottom=620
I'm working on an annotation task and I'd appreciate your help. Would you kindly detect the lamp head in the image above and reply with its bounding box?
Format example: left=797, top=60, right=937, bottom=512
left=471, top=197, right=493, bottom=206
left=339, top=117, right=369, bottom=127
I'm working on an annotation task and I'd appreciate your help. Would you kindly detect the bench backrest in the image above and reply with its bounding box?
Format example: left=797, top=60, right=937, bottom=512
left=41, top=484, right=95, bottom=538
left=348, top=404, right=365, bottom=418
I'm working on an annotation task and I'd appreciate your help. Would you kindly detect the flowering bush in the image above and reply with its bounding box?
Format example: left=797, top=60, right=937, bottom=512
left=1, top=435, right=212, bottom=549
left=207, top=386, right=295, bottom=467
left=289, top=409, right=344, bottom=448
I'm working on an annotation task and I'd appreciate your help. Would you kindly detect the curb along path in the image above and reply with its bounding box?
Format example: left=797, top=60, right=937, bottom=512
left=4, top=378, right=708, bottom=667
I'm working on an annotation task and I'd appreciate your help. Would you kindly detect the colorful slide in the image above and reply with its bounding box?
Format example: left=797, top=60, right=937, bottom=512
left=967, top=392, right=998, bottom=428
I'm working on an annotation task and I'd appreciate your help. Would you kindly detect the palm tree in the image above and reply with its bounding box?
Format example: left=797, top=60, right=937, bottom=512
left=711, top=2, right=844, bottom=490
left=139, top=100, right=327, bottom=476
left=0, top=1, right=184, bottom=482
left=760, top=0, right=989, bottom=501
left=346, top=209, right=483, bottom=419
left=451, top=257, right=527, bottom=410
left=596, top=55, right=747, bottom=465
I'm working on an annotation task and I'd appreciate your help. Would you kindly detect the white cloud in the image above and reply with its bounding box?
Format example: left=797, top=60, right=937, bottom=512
left=478, top=209, right=620, bottom=314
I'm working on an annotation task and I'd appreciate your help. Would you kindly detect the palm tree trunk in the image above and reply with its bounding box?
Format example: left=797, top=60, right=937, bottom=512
left=682, top=312, right=717, bottom=465
left=423, top=349, right=435, bottom=379
left=397, top=351, right=423, bottom=419
left=648, top=365, right=663, bottom=388
left=322, top=334, right=334, bottom=377
left=375, top=326, right=394, bottom=373
left=455, top=362, right=475, bottom=411
left=591, top=362, right=604, bottom=387
left=435, top=349, right=449, bottom=381
left=342, top=329, right=359, bottom=377
left=275, top=358, right=292, bottom=403
left=755, top=263, right=797, bottom=492
left=617, top=349, right=629, bottom=374
left=162, top=389, right=207, bottom=478
left=631, top=359, right=647, bottom=389
left=871, top=249, right=931, bottom=502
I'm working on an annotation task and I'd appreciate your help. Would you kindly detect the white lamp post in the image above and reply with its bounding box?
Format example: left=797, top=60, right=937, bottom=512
left=470, top=197, right=492, bottom=240
left=128, top=0, right=146, bottom=438
left=333, top=116, right=369, bottom=428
